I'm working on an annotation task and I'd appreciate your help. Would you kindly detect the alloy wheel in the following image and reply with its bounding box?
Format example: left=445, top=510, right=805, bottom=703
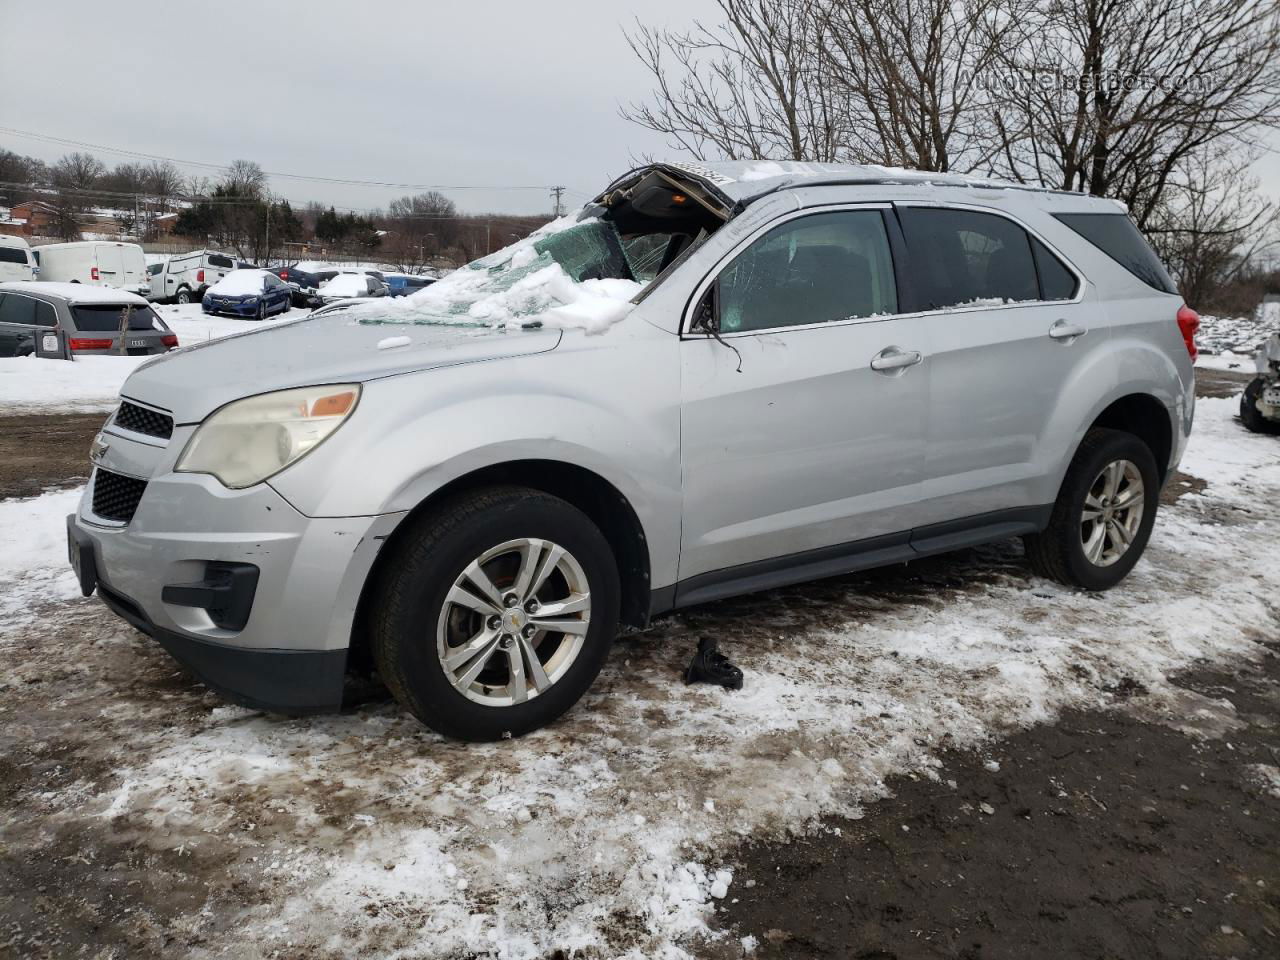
left=436, top=538, right=591, bottom=707
left=1080, top=459, right=1144, bottom=567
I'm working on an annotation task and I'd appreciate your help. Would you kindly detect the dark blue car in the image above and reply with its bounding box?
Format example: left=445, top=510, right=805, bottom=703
left=384, top=273, right=437, bottom=297
left=201, top=269, right=293, bottom=320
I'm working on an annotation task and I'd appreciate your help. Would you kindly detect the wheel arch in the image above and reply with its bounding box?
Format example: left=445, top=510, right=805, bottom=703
left=1086, top=393, right=1174, bottom=483
left=347, top=458, right=653, bottom=674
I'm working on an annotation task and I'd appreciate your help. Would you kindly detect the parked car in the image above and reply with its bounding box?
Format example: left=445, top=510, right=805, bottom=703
left=313, top=271, right=386, bottom=305
left=0, top=281, right=177, bottom=357
left=271, top=261, right=342, bottom=306
left=33, top=241, right=150, bottom=296
left=0, top=235, right=35, bottom=283
left=151, top=249, right=239, bottom=304
left=1241, top=333, right=1280, bottom=434
left=383, top=273, right=436, bottom=297
left=69, top=160, right=1195, bottom=741
left=201, top=269, right=292, bottom=319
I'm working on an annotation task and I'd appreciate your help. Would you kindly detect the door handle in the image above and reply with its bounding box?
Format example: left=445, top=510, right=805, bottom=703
left=870, top=346, right=923, bottom=373
left=1048, top=319, right=1087, bottom=341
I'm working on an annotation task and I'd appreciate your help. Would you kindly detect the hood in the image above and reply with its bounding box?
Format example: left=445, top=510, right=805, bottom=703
left=123, top=310, right=562, bottom=423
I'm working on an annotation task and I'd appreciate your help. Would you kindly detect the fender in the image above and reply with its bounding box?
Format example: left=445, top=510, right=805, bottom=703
left=268, top=323, right=685, bottom=590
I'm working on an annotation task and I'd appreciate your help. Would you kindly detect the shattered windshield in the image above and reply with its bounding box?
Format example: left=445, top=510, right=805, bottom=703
left=353, top=218, right=647, bottom=333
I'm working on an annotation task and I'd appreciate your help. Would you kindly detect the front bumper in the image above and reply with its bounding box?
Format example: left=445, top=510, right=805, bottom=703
left=202, top=299, right=260, bottom=317
left=69, top=421, right=405, bottom=713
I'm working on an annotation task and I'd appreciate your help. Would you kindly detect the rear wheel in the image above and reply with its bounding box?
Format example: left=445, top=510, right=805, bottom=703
left=370, top=486, right=620, bottom=741
left=1023, top=428, right=1159, bottom=590
left=1240, top=378, right=1280, bottom=435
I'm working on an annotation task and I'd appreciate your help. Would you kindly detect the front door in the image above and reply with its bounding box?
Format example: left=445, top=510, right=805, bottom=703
left=679, top=207, right=930, bottom=586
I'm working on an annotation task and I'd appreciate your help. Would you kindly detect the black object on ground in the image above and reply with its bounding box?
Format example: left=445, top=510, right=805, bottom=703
left=684, top=636, right=744, bottom=690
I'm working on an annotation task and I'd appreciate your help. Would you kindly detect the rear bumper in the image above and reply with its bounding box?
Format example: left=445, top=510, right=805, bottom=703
left=96, top=576, right=347, bottom=714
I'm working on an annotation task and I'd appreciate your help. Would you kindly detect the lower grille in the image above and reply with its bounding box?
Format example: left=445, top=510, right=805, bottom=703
left=115, top=400, right=174, bottom=439
left=92, top=469, right=148, bottom=524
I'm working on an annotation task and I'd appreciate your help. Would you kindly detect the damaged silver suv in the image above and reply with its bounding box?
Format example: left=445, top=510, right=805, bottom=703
left=68, top=161, right=1197, bottom=740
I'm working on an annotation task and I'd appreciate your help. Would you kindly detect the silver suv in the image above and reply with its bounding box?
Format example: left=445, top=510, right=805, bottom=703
left=67, top=161, right=1197, bottom=740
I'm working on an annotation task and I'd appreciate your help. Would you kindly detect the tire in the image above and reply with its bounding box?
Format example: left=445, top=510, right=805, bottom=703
left=1023, top=428, right=1160, bottom=591
left=255, top=301, right=266, bottom=321
left=1240, top=378, right=1280, bottom=435
left=370, top=486, right=620, bottom=741
left=175, top=288, right=192, bottom=305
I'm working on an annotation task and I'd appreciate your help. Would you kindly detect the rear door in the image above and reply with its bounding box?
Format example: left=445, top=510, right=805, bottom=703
left=96, top=244, right=125, bottom=287
left=0, top=291, right=39, bottom=355
left=678, top=205, right=930, bottom=588
left=120, top=245, right=147, bottom=290
left=896, top=204, right=1097, bottom=528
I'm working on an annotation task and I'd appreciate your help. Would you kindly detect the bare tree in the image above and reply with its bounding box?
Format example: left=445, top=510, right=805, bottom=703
left=819, top=0, right=1026, bottom=171
left=621, top=0, right=848, bottom=161
left=387, top=191, right=459, bottom=267
left=1144, top=148, right=1280, bottom=309
left=220, top=159, right=267, bottom=198
left=144, top=161, right=184, bottom=211
left=51, top=151, right=106, bottom=191
left=987, top=0, right=1280, bottom=227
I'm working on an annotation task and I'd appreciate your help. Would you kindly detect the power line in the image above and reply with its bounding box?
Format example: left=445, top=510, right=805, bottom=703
left=550, top=185, right=566, bottom=217
left=0, top=125, right=578, bottom=194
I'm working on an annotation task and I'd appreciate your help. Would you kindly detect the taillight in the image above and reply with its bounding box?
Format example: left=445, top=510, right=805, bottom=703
left=90, top=266, right=99, bottom=281
left=197, top=269, right=205, bottom=283
left=69, top=338, right=113, bottom=351
left=280, top=269, right=288, bottom=281
left=161, top=334, right=178, bottom=348
left=1176, top=305, right=1200, bottom=361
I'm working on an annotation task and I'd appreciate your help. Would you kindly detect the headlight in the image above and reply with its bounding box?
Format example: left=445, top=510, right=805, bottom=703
left=245, top=297, right=259, bottom=305
left=175, top=384, right=360, bottom=488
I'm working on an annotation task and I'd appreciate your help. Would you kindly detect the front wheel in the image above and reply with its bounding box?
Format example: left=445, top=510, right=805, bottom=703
left=1241, top=378, right=1280, bottom=435
left=175, top=288, right=192, bottom=304
left=1023, top=428, right=1160, bottom=590
left=370, top=486, right=620, bottom=741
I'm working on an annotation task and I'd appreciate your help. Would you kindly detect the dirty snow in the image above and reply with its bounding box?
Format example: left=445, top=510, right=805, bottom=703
left=1197, top=302, right=1279, bottom=357
left=4, top=389, right=1280, bottom=957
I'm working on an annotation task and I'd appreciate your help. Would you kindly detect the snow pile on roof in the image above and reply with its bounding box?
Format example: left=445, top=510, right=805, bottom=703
left=208, top=269, right=272, bottom=296
left=351, top=216, right=643, bottom=334
left=291, top=260, right=341, bottom=273
left=0, top=355, right=148, bottom=413
left=320, top=273, right=372, bottom=298
left=0, top=281, right=148, bottom=305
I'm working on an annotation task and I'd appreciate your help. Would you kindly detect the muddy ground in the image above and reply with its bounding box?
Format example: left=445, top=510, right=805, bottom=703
left=2, top=368, right=1276, bottom=960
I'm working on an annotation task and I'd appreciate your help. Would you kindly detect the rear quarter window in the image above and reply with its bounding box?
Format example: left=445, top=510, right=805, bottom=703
left=1051, top=212, right=1177, bottom=295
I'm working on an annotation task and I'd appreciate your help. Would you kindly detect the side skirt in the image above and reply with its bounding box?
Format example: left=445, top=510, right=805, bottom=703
left=653, top=505, right=1052, bottom=615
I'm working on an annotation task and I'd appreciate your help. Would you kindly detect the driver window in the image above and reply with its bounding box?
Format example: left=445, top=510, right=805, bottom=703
left=716, top=210, right=898, bottom=333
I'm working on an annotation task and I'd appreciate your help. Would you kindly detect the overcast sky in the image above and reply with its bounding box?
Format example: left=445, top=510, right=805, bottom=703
left=2, top=0, right=1276, bottom=216
left=0, top=0, right=718, bottom=215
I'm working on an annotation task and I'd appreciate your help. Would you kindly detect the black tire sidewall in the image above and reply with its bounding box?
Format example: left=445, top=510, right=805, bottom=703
left=377, top=494, right=620, bottom=741
left=1241, top=378, right=1280, bottom=434
left=1059, top=432, right=1160, bottom=589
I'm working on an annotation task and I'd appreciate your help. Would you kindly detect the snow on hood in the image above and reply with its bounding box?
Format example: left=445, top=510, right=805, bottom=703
left=208, top=269, right=271, bottom=296
left=348, top=215, right=644, bottom=334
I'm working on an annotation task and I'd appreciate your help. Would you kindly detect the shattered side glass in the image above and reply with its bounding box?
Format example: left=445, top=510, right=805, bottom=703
left=356, top=219, right=642, bottom=329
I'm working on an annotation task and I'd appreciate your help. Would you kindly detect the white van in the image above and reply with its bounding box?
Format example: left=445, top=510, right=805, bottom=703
left=33, top=241, right=150, bottom=296
left=0, top=236, right=35, bottom=283
left=151, top=249, right=239, bottom=303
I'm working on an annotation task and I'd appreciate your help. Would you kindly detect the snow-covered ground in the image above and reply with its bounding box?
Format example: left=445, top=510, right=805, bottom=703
left=2, top=391, right=1278, bottom=958
left=0, top=303, right=304, bottom=413
left=1197, top=301, right=1279, bottom=358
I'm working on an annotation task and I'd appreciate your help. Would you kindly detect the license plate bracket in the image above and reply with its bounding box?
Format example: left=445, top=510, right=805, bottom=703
left=66, top=514, right=98, bottom=596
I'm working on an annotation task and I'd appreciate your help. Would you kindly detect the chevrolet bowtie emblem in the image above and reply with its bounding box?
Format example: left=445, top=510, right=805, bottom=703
left=90, top=435, right=110, bottom=463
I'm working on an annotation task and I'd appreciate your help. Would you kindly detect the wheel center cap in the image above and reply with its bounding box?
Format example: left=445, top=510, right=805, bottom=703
left=502, top=609, right=526, bottom=634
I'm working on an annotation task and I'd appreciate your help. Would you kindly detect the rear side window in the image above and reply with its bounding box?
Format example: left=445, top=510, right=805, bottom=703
left=716, top=210, right=898, bottom=333
left=1031, top=238, right=1078, bottom=300
left=0, top=246, right=29, bottom=265
left=1052, top=212, right=1177, bottom=294
left=0, top=293, right=37, bottom=325
left=208, top=254, right=234, bottom=268
left=34, top=300, right=56, bottom=327
left=71, top=304, right=164, bottom=332
left=899, top=208, right=1041, bottom=308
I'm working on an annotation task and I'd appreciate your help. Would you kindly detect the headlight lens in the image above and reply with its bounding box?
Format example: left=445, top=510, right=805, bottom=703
left=176, top=384, right=360, bottom=488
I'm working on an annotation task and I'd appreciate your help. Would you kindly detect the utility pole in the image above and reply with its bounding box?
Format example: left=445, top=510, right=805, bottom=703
left=550, top=186, right=566, bottom=218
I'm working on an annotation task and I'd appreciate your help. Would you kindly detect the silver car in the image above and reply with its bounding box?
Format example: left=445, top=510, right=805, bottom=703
left=67, top=161, right=1196, bottom=740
